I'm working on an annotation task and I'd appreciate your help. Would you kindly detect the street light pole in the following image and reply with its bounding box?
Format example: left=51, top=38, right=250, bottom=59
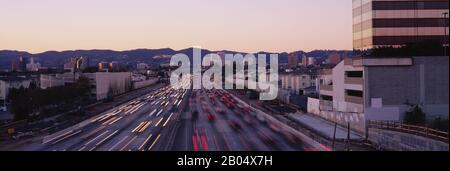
left=444, top=12, right=448, bottom=57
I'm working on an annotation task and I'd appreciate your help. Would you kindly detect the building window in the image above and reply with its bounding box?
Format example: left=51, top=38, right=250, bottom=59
left=299, top=90, right=304, bottom=95
left=346, top=71, right=363, bottom=78
left=346, top=89, right=363, bottom=97
left=321, top=95, right=333, bottom=101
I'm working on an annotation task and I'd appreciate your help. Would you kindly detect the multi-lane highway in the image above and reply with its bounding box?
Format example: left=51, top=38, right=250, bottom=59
left=172, top=88, right=331, bottom=151
left=12, top=78, right=190, bottom=151
left=6, top=77, right=330, bottom=151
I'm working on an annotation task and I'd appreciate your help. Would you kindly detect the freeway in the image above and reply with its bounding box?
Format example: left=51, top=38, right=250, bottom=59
left=172, top=88, right=331, bottom=151
left=5, top=76, right=330, bottom=151
left=11, top=78, right=190, bottom=151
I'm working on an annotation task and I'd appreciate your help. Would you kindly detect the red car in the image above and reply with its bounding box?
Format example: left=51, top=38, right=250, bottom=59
left=192, top=110, right=199, bottom=120
left=243, top=115, right=253, bottom=125
left=207, top=113, right=216, bottom=122
left=227, top=120, right=242, bottom=131
left=282, top=131, right=302, bottom=145
left=215, top=108, right=225, bottom=114
left=268, top=122, right=281, bottom=133
left=257, top=131, right=276, bottom=146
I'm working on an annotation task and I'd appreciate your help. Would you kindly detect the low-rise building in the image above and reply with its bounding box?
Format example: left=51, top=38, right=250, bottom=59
left=85, top=72, right=132, bottom=101
left=278, top=70, right=318, bottom=109
left=40, top=72, right=79, bottom=89
left=312, top=56, right=449, bottom=133
left=40, top=72, right=132, bottom=101
left=136, top=63, right=149, bottom=70
left=0, top=76, right=33, bottom=111
left=279, top=72, right=315, bottom=95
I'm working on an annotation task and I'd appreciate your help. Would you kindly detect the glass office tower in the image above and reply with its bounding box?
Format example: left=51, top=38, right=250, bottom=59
left=353, top=0, right=449, bottom=50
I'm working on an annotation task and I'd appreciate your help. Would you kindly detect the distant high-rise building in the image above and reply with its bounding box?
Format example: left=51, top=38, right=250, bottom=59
left=288, top=54, right=299, bottom=68
left=26, top=57, right=41, bottom=72
left=98, top=62, right=111, bottom=72
left=353, top=0, right=449, bottom=50
left=308, top=57, right=316, bottom=65
left=301, top=54, right=309, bottom=66
left=11, top=57, right=28, bottom=71
left=109, top=61, right=122, bottom=72
left=64, top=56, right=89, bottom=72
left=76, top=56, right=89, bottom=70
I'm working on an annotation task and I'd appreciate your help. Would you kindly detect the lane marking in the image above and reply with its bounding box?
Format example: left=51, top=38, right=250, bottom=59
left=102, top=117, right=117, bottom=125
left=154, top=117, right=164, bottom=127
left=149, top=109, right=157, bottom=117
left=108, top=136, right=129, bottom=151
left=147, top=134, right=161, bottom=151
left=81, top=126, right=105, bottom=140
left=138, top=134, right=153, bottom=151
left=132, top=121, right=147, bottom=133
left=138, top=121, right=152, bottom=133
left=44, top=130, right=74, bottom=144
left=84, top=130, right=109, bottom=146
left=78, top=146, right=87, bottom=151
left=162, top=113, right=174, bottom=127
left=108, top=117, right=123, bottom=125
left=120, top=136, right=137, bottom=151
left=50, top=130, right=82, bottom=145
left=96, top=130, right=119, bottom=146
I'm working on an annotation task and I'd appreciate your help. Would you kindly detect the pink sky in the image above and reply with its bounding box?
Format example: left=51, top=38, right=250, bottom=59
left=0, top=0, right=353, bottom=53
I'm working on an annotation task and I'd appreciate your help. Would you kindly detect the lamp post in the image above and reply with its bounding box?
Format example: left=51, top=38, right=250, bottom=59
left=444, top=12, right=448, bottom=56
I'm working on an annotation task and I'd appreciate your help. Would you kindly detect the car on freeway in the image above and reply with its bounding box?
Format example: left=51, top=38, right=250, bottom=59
left=202, top=106, right=211, bottom=113
left=256, top=114, right=267, bottom=123
left=209, top=94, right=215, bottom=99
left=12, top=131, right=34, bottom=140
left=209, top=98, right=217, bottom=105
left=227, top=120, right=242, bottom=131
left=268, top=122, right=282, bottom=133
left=257, top=131, right=277, bottom=146
left=215, top=108, right=225, bottom=114
left=207, top=112, right=216, bottom=122
left=249, top=111, right=257, bottom=117
left=282, top=131, right=303, bottom=145
left=243, top=106, right=253, bottom=113
left=243, top=115, right=254, bottom=125
left=192, top=110, right=199, bottom=120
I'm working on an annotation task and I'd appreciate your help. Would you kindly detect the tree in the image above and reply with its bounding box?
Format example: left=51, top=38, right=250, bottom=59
left=431, top=117, right=449, bottom=132
left=105, top=85, right=114, bottom=102
left=367, top=40, right=448, bottom=57
left=9, top=87, right=33, bottom=121
left=29, top=81, right=38, bottom=89
left=9, top=76, right=92, bottom=120
left=403, top=104, right=426, bottom=126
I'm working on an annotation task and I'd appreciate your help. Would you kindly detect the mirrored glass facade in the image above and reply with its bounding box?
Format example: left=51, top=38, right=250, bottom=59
left=353, top=0, right=449, bottom=50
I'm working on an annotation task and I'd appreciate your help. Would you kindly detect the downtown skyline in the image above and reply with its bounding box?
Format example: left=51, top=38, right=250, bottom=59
left=0, top=0, right=353, bottom=53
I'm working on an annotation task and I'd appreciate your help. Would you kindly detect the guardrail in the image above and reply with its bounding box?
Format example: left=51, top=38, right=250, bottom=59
left=368, top=120, right=449, bottom=143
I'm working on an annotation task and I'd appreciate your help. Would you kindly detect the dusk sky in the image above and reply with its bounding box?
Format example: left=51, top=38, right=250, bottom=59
left=0, top=0, right=353, bottom=53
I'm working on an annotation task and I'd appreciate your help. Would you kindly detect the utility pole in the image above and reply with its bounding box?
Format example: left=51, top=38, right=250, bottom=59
left=444, top=12, right=449, bottom=56
left=332, top=122, right=337, bottom=150
left=346, top=122, right=351, bottom=151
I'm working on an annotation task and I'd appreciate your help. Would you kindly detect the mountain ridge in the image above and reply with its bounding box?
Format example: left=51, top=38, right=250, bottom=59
left=0, top=48, right=356, bottom=70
